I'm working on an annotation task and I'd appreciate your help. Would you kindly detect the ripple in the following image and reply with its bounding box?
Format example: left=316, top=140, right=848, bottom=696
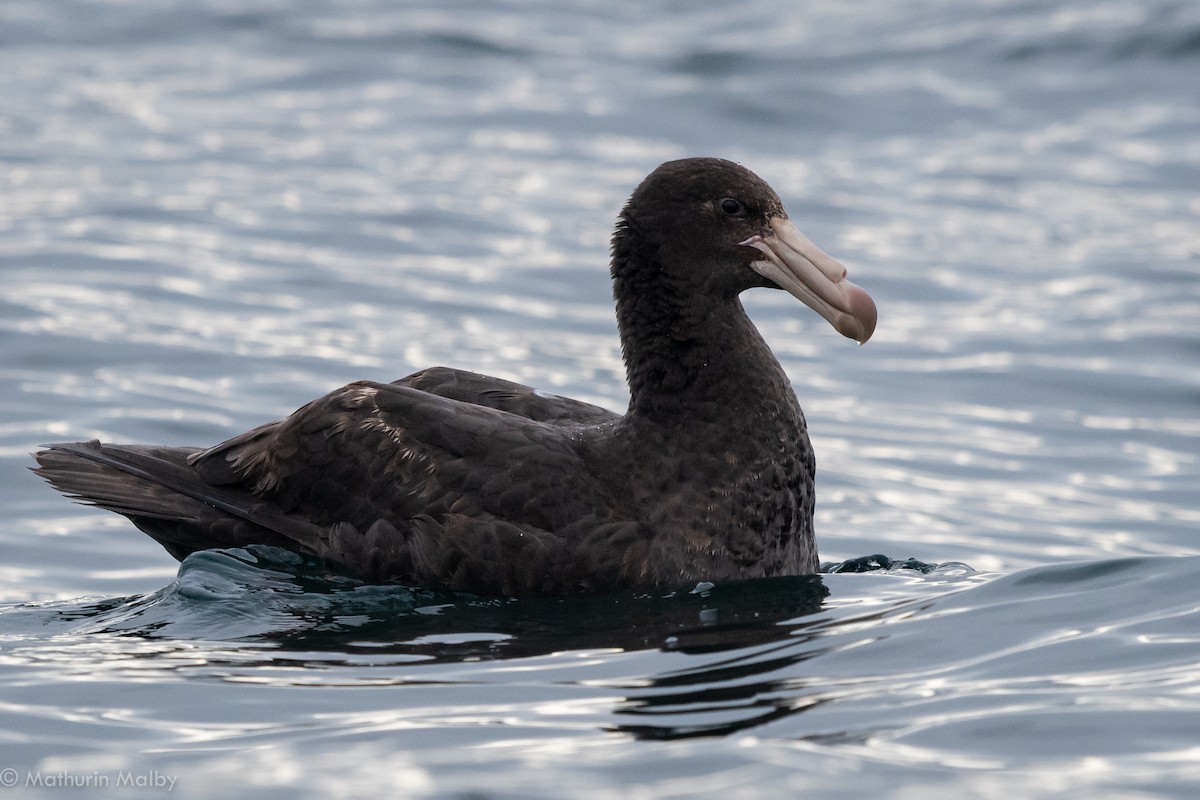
left=2, top=1, right=1199, bottom=797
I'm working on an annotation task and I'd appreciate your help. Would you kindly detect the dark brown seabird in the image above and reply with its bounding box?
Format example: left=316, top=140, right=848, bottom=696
left=34, top=157, right=877, bottom=596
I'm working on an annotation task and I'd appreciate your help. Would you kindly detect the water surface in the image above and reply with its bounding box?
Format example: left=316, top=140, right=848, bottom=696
left=1, top=1, right=1198, bottom=797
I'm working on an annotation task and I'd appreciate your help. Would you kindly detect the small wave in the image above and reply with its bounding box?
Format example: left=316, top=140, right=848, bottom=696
left=1001, top=25, right=1200, bottom=63
left=2, top=546, right=832, bottom=662
left=822, top=553, right=976, bottom=574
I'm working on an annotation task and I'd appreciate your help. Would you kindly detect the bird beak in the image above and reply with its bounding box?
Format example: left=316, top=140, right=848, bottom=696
left=741, top=217, right=877, bottom=344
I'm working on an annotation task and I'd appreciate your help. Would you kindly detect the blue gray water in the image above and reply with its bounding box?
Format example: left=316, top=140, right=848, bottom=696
left=1, top=0, right=1198, bottom=797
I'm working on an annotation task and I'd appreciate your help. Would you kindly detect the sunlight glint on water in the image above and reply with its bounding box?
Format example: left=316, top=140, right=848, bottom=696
left=1, top=1, right=1198, bottom=798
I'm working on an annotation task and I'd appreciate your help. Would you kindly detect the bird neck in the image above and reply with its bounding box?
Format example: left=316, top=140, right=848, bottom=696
left=613, top=272, right=797, bottom=427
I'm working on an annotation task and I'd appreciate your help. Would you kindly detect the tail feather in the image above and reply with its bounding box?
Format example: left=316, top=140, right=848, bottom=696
left=33, top=442, right=202, bottom=522
left=32, top=440, right=323, bottom=561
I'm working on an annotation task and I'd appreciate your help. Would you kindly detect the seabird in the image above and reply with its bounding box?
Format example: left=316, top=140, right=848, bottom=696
left=34, top=157, right=876, bottom=595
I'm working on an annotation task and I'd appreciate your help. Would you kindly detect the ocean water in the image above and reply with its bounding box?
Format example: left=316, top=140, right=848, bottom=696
left=1, top=0, right=1198, bottom=797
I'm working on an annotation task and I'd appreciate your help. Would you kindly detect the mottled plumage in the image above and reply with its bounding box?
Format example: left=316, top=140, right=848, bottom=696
left=34, top=157, right=876, bottom=596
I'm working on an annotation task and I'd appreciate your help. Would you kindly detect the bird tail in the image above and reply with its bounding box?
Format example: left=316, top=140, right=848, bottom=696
left=32, top=440, right=312, bottom=561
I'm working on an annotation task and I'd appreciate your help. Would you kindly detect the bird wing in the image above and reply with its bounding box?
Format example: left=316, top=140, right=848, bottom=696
left=36, top=378, right=639, bottom=593
left=191, top=379, right=614, bottom=523
left=185, top=380, right=641, bottom=591
left=393, top=366, right=619, bottom=426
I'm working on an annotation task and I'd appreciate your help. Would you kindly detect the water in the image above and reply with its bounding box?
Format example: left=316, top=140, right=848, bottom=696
left=1, top=0, right=1198, bottom=796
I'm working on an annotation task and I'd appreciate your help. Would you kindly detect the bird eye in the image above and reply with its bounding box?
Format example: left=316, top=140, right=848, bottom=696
left=718, top=197, right=745, bottom=216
